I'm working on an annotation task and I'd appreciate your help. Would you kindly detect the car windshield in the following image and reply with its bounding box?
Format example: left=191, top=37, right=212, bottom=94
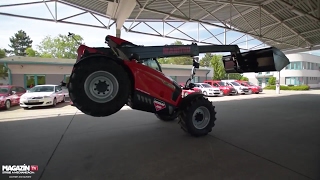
left=0, top=87, right=9, bottom=94
left=201, top=84, right=212, bottom=88
left=217, top=82, right=226, bottom=86
left=28, top=86, right=54, bottom=92
left=247, top=82, right=255, bottom=86
left=231, top=82, right=240, bottom=86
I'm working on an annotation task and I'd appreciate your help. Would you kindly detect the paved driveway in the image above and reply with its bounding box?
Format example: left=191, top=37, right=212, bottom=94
left=0, top=92, right=319, bottom=180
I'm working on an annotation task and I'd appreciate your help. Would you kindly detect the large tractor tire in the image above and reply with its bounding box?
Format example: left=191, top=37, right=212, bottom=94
left=68, top=58, right=131, bottom=117
left=179, top=96, right=216, bottom=137
left=155, top=113, right=178, bottom=121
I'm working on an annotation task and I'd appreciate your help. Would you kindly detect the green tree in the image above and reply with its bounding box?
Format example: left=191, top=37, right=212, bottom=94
left=268, top=76, right=276, bottom=85
left=37, top=34, right=84, bottom=59
left=210, top=54, right=226, bottom=80
left=0, top=49, right=8, bottom=80
left=226, top=73, right=243, bottom=80
left=240, top=76, right=249, bottom=81
left=6, top=30, right=33, bottom=56
left=200, top=53, right=213, bottom=67
left=25, top=47, right=39, bottom=57
left=0, top=49, right=6, bottom=58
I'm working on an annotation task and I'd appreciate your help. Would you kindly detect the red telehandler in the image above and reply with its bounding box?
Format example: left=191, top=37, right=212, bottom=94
left=65, top=33, right=289, bottom=137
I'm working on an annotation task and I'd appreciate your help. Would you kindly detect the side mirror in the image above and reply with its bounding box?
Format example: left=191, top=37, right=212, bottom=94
left=26, top=90, right=30, bottom=93
left=11, top=91, right=16, bottom=95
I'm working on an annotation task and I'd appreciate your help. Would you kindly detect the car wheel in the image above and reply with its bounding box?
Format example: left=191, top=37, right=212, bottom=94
left=5, top=100, right=11, bottom=110
left=203, top=91, right=207, bottom=96
left=52, top=98, right=57, bottom=107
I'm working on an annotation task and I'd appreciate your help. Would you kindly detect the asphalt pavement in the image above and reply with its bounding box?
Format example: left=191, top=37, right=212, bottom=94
left=0, top=93, right=320, bottom=180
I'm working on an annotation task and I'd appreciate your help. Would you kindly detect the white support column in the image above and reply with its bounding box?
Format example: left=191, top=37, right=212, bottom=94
left=116, top=28, right=121, bottom=38
left=276, top=71, right=280, bottom=94
left=106, top=0, right=136, bottom=37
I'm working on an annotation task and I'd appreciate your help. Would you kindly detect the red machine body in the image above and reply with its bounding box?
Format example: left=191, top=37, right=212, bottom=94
left=65, top=33, right=290, bottom=137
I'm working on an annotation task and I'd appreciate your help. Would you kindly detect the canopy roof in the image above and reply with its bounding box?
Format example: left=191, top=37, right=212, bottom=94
left=1, top=0, right=320, bottom=53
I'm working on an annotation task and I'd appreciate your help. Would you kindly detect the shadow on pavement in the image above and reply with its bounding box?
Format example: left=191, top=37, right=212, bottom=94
left=0, top=94, right=319, bottom=180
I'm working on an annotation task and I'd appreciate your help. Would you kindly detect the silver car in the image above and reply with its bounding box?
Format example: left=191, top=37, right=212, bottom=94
left=226, top=82, right=250, bottom=95
left=194, top=83, right=222, bottom=96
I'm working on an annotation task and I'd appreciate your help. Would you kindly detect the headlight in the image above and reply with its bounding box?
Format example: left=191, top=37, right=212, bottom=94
left=0, top=96, right=4, bottom=100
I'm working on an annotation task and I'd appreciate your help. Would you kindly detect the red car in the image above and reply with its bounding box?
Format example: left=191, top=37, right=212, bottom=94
left=203, top=80, right=237, bottom=95
left=0, top=85, right=26, bottom=110
left=178, top=82, right=201, bottom=97
left=236, top=80, right=263, bottom=94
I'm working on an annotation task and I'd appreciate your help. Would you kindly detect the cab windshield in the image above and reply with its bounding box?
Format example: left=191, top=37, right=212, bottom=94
left=142, top=58, right=162, bottom=72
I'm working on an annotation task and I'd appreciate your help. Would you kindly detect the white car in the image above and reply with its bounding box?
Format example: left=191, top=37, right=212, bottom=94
left=19, top=85, right=66, bottom=109
left=194, top=83, right=222, bottom=96
left=226, top=81, right=250, bottom=95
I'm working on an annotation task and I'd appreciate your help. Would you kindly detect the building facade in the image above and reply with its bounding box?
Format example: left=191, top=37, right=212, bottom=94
left=0, top=56, right=213, bottom=88
left=244, top=53, right=320, bottom=88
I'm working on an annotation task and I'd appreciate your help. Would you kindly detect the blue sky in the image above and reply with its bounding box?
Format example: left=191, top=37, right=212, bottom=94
left=0, top=0, right=319, bottom=56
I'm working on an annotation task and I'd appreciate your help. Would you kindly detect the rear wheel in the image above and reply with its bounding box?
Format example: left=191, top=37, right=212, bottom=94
left=68, top=58, right=131, bottom=117
left=5, top=100, right=11, bottom=110
left=179, top=96, right=216, bottom=137
left=155, top=114, right=177, bottom=121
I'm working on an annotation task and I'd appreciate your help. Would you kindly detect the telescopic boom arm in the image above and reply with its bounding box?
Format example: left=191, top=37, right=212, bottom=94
left=105, top=35, right=290, bottom=74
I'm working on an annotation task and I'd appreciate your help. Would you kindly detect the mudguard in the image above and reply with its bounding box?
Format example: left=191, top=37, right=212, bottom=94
left=178, top=92, right=205, bottom=110
left=222, top=47, right=290, bottom=73
left=74, top=54, right=117, bottom=66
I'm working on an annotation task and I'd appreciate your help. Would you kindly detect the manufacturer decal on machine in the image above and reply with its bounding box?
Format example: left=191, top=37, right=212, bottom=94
left=153, top=99, right=166, bottom=111
left=163, top=47, right=191, bottom=54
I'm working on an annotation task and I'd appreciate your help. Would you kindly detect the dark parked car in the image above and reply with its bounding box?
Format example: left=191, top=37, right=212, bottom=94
left=0, top=85, right=26, bottom=110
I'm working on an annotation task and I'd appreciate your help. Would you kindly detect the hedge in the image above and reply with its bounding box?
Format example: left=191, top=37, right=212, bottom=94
left=263, top=85, right=310, bottom=91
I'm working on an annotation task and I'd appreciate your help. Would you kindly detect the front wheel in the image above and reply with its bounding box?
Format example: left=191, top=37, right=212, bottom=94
left=179, top=96, right=216, bottom=137
left=68, top=58, right=131, bottom=117
left=155, top=113, right=178, bottom=121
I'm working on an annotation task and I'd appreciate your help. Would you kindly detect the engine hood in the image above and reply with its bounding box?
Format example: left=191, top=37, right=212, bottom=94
left=22, top=92, right=53, bottom=98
